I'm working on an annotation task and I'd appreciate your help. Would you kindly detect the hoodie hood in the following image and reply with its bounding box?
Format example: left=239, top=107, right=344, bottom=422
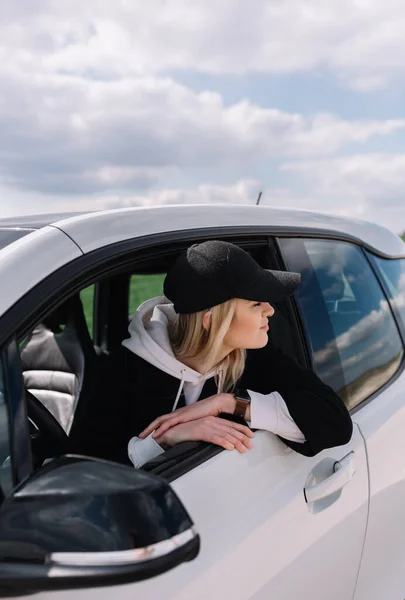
left=122, top=296, right=217, bottom=387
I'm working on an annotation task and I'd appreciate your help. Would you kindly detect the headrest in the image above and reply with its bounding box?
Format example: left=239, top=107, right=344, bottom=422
left=42, top=296, right=83, bottom=332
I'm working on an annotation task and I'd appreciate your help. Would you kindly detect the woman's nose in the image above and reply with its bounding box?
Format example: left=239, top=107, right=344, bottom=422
left=263, top=303, right=275, bottom=317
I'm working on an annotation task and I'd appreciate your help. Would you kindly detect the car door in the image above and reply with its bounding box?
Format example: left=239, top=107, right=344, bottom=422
left=31, top=429, right=367, bottom=600
left=38, top=260, right=367, bottom=598
left=279, top=237, right=405, bottom=600
left=352, top=254, right=405, bottom=600
left=0, top=340, right=201, bottom=598
left=1, top=227, right=368, bottom=600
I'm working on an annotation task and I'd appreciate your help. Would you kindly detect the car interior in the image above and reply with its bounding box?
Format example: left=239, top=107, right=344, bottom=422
left=18, top=238, right=309, bottom=476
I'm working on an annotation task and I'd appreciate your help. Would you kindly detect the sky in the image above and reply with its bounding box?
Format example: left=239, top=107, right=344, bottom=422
left=2, top=1, right=405, bottom=234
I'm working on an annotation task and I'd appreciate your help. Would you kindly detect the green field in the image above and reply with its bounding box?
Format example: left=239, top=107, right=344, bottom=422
left=79, top=274, right=165, bottom=337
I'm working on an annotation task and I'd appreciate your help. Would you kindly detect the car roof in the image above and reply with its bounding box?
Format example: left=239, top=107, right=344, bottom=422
left=53, top=204, right=405, bottom=258
left=1, top=205, right=404, bottom=258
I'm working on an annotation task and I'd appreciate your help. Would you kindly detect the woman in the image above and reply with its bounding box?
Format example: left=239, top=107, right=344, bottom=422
left=118, top=240, right=353, bottom=468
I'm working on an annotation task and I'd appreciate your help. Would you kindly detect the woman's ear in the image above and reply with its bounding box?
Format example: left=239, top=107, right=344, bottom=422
left=202, top=310, right=212, bottom=331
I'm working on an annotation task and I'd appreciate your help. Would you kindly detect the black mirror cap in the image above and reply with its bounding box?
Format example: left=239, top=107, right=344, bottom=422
left=0, top=455, right=200, bottom=593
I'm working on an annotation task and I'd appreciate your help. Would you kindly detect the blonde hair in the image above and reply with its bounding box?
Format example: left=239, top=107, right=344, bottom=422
left=167, top=298, right=246, bottom=392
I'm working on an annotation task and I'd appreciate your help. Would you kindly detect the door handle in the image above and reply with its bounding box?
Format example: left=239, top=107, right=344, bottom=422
left=304, top=451, right=356, bottom=504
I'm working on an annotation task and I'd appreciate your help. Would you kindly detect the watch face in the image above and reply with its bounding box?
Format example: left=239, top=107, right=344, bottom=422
left=235, top=388, right=251, bottom=402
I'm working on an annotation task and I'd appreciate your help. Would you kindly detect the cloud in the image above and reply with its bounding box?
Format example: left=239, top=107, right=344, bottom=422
left=272, top=153, right=405, bottom=232
left=0, top=179, right=262, bottom=217
left=94, top=179, right=262, bottom=210
left=1, top=0, right=405, bottom=233
left=2, top=0, right=405, bottom=88
left=0, top=64, right=404, bottom=197
left=282, top=154, right=405, bottom=206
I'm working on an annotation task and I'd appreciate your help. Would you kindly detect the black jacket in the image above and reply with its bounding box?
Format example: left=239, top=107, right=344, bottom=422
left=78, top=343, right=353, bottom=465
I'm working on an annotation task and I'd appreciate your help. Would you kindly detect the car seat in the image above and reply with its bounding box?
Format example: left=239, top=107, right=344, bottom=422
left=20, top=295, right=97, bottom=434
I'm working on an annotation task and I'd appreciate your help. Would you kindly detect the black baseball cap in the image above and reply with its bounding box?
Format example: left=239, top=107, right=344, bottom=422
left=164, top=240, right=301, bottom=314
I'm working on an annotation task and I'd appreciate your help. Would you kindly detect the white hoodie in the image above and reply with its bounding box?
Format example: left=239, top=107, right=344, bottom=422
left=123, top=297, right=305, bottom=468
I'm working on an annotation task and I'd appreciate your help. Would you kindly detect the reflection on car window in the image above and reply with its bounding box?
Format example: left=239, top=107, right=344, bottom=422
left=0, top=359, right=13, bottom=499
left=372, top=257, right=405, bottom=332
left=129, top=274, right=165, bottom=317
left=280, top=238, right=404, bottom=410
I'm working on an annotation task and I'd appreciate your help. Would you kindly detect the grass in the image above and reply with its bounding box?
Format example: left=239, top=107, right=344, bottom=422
left=79, top=274, right=166, bottom=337
left=129, top=274, right=165, bottom=315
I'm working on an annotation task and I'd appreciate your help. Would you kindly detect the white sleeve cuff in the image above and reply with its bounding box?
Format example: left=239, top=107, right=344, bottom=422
left=128, top=433, right=165, bottom=469
left=248, top=389, right=306, bottom=443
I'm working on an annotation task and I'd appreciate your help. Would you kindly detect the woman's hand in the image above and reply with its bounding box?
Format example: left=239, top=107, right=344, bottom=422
left=139, top=393, right=236, bottom=440
left=154, top=416, right=254, bottom=453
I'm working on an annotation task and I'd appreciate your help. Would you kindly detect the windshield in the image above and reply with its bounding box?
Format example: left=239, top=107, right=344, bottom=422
left=0, top=229, right=33, bottom=251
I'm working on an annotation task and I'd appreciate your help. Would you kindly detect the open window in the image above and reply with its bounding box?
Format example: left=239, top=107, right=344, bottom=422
left=11, top=234, right=307, bottom=481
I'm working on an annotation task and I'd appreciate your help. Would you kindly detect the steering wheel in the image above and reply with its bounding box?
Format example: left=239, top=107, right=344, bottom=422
left=26, top=391, right=71, bottom=467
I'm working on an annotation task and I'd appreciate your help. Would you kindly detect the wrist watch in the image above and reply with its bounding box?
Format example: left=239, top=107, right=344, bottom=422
left=233, top=389, right=251, bottom=420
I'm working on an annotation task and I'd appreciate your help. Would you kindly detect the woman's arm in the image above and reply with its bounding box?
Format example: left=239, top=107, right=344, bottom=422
left=140, top=389, right=307, bottom=446
left=128, top=417, right=254, bottom=468
left=140, top=345, right=352, bottom=458
left=240, top=344, right=353, bottom=456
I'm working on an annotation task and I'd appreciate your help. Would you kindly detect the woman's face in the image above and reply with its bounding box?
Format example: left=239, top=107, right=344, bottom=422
left=223, top=299, right=274, bottom=352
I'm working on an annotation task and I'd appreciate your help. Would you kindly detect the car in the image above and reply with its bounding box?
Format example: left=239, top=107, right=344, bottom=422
left=0, top=204, right=404, bottom=600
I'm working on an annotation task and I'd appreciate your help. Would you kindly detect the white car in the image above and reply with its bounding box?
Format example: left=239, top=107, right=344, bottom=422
left=0, top=205, right=404, bottom=600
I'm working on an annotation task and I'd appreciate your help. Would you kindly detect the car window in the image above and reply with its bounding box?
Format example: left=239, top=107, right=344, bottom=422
left=129, top=274, right=165, bottom=317
left=279, top=238, right=404, bottom=410
left=0, top=358, right=13, bottom=498
left=80, top=284, right=95, bottom=338
left=371, top=256, right=405, bottom=332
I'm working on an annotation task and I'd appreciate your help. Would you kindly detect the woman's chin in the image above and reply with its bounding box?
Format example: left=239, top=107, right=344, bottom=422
left=234, top=331, right=269, bottom=350
left=259, top=335, right=269, bottom=348
left=249, top=333, right=269, bottom=349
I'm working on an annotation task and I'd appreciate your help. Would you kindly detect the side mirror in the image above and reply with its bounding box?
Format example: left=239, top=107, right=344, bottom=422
left=0, top=455, right=199, bottom=594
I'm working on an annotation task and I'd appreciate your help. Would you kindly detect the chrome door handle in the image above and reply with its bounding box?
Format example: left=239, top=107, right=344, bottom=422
left=304, top=452, right=356, bottom=503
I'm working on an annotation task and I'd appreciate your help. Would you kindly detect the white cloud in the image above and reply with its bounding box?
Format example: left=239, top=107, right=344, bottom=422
left=2, top=0, right=405, bottom=88
left=1, top=0, right=405, bottom=234
left=280, top=154, right=405, bottom=231
left=92, top=179, right=262, bottom=210
left=0, top=179, right=262, bottom=217
left=282, top=154, right=405, bottom=204
left=0, top=65, right=404, bottom=197
left=344, top=75, right=388, bottom=93
left=1, top=164, right=404, bottom=236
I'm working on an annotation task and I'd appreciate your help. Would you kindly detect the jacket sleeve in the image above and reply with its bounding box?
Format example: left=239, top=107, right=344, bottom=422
left=240, top=344, right=353, bottom=457
left=128, top=434, right=165, bottom=468
left=247, top=389, right=306, bottom=443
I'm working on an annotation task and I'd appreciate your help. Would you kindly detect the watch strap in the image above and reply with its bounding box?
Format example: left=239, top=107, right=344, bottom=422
left=234, top=398, right=249, bottom=419
left=233, top=389, right=251, bottom=420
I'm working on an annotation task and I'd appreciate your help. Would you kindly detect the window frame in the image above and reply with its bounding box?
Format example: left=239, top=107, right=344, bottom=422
left=9, top=225, right=396, bottom=481
left=367, top=252, right=405, bottom=345
left=276, top=236, right=405, bottom=415
left=1, top=228, right=303, bottom=482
